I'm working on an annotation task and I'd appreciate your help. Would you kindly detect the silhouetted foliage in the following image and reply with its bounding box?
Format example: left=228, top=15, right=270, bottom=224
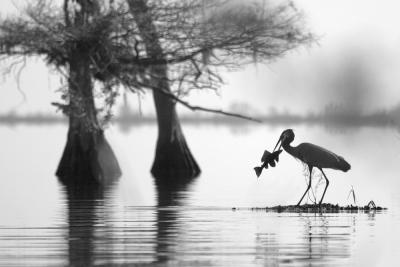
left=0, top=0, right=313, bottom=118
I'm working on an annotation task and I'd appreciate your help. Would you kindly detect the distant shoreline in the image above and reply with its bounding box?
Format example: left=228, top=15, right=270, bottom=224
left=0, top=112, right=398, bottom=128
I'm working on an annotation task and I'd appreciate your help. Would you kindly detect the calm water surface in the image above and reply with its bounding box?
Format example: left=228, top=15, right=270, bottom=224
left=0, top=124, right=399, bottom=266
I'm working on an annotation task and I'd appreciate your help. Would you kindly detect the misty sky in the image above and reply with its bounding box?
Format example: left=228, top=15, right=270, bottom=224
left=1, top=0, right=400, bottom=116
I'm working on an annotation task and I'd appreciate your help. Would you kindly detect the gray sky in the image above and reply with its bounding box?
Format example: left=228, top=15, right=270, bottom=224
left=211, top=0, right=400, bottom=115
left=1, top=0, right=400, bottom=115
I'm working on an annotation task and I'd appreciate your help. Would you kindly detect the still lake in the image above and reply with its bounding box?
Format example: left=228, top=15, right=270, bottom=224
left=0, top=122, right=400, bottom=266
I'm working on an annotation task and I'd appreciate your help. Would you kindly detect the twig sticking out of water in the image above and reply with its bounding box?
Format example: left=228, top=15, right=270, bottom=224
left=347, top=185, right=357, bottom=206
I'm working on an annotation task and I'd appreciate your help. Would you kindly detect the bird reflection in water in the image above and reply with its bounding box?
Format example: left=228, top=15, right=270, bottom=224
left=300, top=213, right=352, bottom=265
left=254, top=213, right=354, bottom=266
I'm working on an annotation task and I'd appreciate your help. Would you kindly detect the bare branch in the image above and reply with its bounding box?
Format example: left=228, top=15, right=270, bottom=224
left=135, top=81, right=261, bottom=122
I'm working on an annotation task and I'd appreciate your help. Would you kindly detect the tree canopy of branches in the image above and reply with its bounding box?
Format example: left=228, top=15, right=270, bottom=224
left=128, top=0, right=313, bottom=95
left=0, top=0, right=313, bottom=120
left=0, top=0, right=314, bottom=181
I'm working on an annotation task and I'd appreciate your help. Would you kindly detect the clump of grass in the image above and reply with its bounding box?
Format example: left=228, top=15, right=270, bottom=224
left=233, top=202, right=387, bottom=213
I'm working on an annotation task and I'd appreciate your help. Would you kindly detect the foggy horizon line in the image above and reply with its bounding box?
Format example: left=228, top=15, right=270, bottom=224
left=0, top=108, right=398, bottom=127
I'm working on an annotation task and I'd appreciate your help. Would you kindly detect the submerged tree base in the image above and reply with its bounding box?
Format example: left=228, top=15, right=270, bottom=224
left=56, top=130, right=121, bottom=185
left=151, top=134, right=200, bottom=180
left=233, top=203, right=387, bottom=213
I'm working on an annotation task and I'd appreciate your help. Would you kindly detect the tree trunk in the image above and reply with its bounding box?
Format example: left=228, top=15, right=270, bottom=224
left=151, top=67, right=200, bottom=179
left=128, top=0, right=200, bottom=179
left=56, top=49, right=121, bottom=185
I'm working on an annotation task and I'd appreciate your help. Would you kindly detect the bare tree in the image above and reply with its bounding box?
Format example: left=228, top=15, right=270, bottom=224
left=0, top=0, right=125, bottom=183
left=0, top=0, right=314, bottom=182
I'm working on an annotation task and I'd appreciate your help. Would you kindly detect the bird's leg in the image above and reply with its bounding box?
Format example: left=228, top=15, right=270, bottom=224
left=319, top=169, right=330, bottom=206
left=297, top=165, right=313, bottom=206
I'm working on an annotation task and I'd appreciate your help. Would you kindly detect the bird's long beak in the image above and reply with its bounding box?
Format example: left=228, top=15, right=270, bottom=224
left=273, top=135, right=283, bottom=152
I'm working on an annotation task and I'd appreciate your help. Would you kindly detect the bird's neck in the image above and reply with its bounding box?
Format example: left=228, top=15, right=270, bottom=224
left=282, top=142, right=299, bottom=158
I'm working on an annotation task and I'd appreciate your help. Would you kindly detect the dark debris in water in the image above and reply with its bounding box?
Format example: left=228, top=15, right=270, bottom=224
left=232, top=203, right=387, bottom=213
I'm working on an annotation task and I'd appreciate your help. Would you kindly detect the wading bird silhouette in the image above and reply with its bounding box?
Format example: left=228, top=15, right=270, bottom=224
left=274, top=129, right=351, bottom=206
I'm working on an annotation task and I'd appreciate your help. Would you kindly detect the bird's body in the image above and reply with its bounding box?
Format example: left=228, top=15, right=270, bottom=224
left=274, top=129, right=351, bottom=206
left=283, top=142, right=350, bottom=172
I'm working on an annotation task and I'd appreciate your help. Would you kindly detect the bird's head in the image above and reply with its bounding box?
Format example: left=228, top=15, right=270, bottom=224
left=273, top=129, right=295, bottom=151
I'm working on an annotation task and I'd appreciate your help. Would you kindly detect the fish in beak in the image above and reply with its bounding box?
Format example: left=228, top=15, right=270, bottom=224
left=254, top=129, right=292, bottom=178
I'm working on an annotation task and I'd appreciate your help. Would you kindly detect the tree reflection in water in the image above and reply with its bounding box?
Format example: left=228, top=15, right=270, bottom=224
left=63, top=180, right=116, bottom=266
left=154, top=175, right=197, bottom=263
